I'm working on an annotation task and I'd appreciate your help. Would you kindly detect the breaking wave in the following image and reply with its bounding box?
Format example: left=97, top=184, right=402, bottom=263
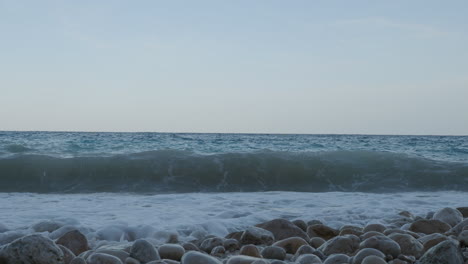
left=5, top=144, right=33, bottom=153
left=0, top=150, right=467, bottom=193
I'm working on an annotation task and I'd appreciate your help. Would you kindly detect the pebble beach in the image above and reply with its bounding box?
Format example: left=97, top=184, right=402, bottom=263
left=1, top=206, right=468, bottom=264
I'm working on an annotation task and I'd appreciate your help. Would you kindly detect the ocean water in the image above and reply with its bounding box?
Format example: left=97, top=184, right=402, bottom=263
left=0, top=132, right=467, bottom=243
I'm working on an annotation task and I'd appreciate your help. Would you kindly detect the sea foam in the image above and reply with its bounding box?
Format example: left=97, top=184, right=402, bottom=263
left=0, top=191, right=466, bottom=244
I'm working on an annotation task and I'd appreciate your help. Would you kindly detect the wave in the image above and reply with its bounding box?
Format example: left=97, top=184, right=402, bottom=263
left=4, top=144, right=33, bottom=153
left=0, top=150, right=467, bottom=193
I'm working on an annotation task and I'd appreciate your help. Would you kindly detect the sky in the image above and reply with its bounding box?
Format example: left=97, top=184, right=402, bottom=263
left=1, top=0, right=468, bottom=135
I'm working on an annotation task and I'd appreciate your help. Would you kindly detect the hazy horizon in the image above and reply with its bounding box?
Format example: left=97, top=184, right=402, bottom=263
left=1, top=130, right=468, bottom=137
left=1, top=1, right=468, bottom=135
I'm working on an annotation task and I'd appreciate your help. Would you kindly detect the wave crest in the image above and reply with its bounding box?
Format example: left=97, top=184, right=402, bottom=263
left=5, top=144, right=33, bottom=153
left=0, top=150, right=467, bottom=193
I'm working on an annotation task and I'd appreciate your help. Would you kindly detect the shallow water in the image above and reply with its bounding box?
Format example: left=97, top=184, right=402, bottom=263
left=1, top=191, right=466, bottom=241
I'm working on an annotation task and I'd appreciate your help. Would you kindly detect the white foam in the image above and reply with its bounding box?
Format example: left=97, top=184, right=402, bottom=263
left=0, top=191, right=466, bottom=243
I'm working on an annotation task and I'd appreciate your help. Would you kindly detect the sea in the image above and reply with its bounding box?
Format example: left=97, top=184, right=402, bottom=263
left=0, top=131, right=467, bottom=243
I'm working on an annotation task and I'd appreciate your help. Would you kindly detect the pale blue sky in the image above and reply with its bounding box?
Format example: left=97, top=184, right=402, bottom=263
left=1, top=0, right=467, bottom=135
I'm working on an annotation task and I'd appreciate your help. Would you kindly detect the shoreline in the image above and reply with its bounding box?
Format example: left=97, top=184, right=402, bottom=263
left=1, top=206, right=467, bottom=264
left=2, top=191, right=467, bottom=235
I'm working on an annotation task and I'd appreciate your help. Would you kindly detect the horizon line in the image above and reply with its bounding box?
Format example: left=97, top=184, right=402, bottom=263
left=0, top=130, right=467, bottom=137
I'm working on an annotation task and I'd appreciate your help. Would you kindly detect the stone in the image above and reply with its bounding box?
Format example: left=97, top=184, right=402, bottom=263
left=418, top=240, right=464, bottom=264
left=240, top=227, right=275, bottom=245
left=124, top=257, right=140, bottom=264
left=251, top=260, right=268, bottom=264
left=200, top=237, right=224, bottom=253
left=57, top=230, right=89, bottom=256
left=307, top=220, right=323, bottom=226
left=398, top=255, right=415, bottom=263
left=182, top=243, right=199, bottom=252
left=293, top=246, right=322, bottom=263
left=311, top=250, right=325, bottom=260
left=130, top=239, right=160, bottom=263
left=352, top=248, right=385, bottom=264
left=361, top=256, right=386, bottom=264
left=180, top=251, right=222, bottom=264
left=361, top=231, right=383, bottom=240
left=157, top=261, right=180, bottom=264
left=32, top=220, right=64, bottom=233
left=292, top=220, right=308, bottom=232
left=261, top=246, right=286, bottom=260
left=87, top=253, right=124, bottom=264
left=450, top=219, right=468, bottom=235
left=210, top=246, right=225, bottom=257
left=339, top=226, right=363, bottom=237
left=256, top=219, right=308, bottom=240
left=59, top=244, right=76, bottom=264
left=78, top=250, right=94, bottom=259
left=272, top=237, right=309, bottom=254
left=399, top=211, right=414, bottom=219
left=50, top=226, right=85, bottom=240
left=307, top=224, right=339, bottom=240
left=226, top=231, right=243, bottom=241
left=389, top=217, right=413, bottom=228
left=464, top=253, right=468, bottom=263
left=340, top=225, right=363, bottom=232
left=319, top=235, right=360, bottom=256
left=295, top=254, right=322, bottom=264
left=166, top=233, right=179, bottom=244
left=95, top=250, right=129, bottom=263
left=400, top=223, right=411, bottom=231
left=323, top=254, right=349, bottom=264
left=293, top=245, right=315, bottom=257
left=224, top=239, right=240, bottom=251
left=424, top=212, right=434, bottom=219
left=388, top=260, right=408, bottom=264
left=383, top=229, right=419, bottom=239
left=0, top=231, right=25, bottom=246
left=339, top=229, right=363, bottom=237
left=363, top=224, right=386, bottom=234
left=226, top=255, right=263, bottom=264
left=388, top=233, right=424, bottom=258
left=146, top=260, right=179, bottom=264
left=408, top=219, right=450, bottom=234
left=417, top=233, right=449, bottom=252
left=270, top=261, right=286, bottom=264
left=458, top=230, right=468, bottom=245
left=239, top=244, right=261, bottom=258
left=433, top=207, right=464, bottom=227
left=309, top=237, right=326, bottom=248
left=70, top=257, right=87, bottom=264
left=456, top=207, right=468, bottom=218
left=97, top=226, right=134, bottom=242
left=359, top=235, right=401, bottom=258
left=158, top=244, right=185, bottom=261
left=0, top=234, right=64, bottom=264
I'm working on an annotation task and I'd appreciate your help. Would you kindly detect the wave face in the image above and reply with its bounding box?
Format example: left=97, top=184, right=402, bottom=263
left=1, top=150, right=467, bottom=193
